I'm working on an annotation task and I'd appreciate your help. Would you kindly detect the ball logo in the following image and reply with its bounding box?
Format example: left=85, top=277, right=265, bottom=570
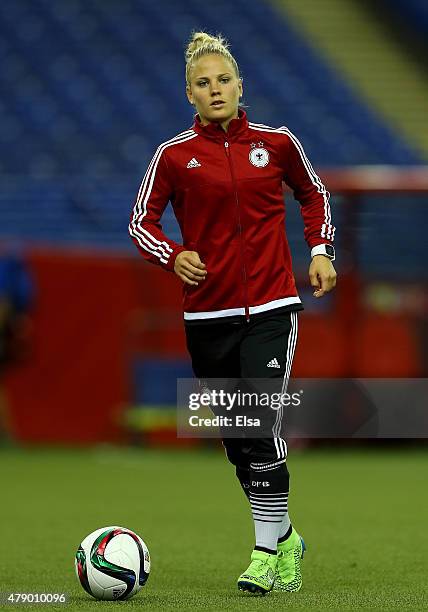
left=249, top=142, right=269, bottom=168
left=113, top=587, right=126, bottom=599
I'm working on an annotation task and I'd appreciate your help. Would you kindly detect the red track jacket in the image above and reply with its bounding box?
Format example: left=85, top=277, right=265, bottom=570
left=129, top=110, right=335, bottom=322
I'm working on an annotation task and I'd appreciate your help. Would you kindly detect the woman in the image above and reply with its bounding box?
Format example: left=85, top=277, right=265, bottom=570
left=129, top=31, right=336, bottom=595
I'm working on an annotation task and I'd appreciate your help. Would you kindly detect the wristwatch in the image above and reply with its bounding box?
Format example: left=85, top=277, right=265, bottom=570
left=311, top=244, right=335, bottom=261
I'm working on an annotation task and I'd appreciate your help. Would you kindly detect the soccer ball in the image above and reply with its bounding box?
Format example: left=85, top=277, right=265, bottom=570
left=75, top=526, right=150, bottom=600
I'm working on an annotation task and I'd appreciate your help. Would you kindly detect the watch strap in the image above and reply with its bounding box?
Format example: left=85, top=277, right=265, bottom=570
left=311, top=244, right=335, bottom=261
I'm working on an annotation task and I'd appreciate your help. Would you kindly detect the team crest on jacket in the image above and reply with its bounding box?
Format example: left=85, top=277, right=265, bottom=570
left=249, top=142, right=269, bottom=168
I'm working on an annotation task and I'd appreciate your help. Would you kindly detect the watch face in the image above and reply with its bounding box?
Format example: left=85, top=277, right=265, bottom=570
left=325, top=245, right=334, bottom=257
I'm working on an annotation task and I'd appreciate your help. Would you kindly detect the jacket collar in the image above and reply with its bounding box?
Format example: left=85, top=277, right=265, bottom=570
left=192, top=108, right=248, bottom=141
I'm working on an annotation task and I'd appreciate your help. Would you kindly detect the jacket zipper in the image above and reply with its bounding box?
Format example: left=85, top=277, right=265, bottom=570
left=224, top=140, right=250, bottom=322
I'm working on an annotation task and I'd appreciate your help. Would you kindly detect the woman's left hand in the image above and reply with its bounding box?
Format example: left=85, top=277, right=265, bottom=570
left=309, top=255, right=337, bottom=298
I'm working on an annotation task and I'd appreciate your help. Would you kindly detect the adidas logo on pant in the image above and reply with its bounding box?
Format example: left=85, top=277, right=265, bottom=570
left=186, top=157, right=201, bottom=168
left=267, top=358, right=280, bottom=368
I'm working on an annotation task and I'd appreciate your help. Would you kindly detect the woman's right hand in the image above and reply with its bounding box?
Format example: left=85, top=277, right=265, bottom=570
left=174, top=251, right=207, bottom=286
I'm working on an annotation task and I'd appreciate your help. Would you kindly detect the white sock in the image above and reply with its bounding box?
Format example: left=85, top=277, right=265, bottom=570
left=250, top=492, right=289, bottom=552
left=278, top=511, right=291, bottom=540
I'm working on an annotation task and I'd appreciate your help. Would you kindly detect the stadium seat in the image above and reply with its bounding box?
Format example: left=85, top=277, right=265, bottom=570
left=0, top=0, right=423, bottom=248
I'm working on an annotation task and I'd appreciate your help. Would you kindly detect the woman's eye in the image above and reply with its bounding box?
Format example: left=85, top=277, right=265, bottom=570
left=198, top=81, right=208, bottom=87
left=220, top=78, right=230, bottom=83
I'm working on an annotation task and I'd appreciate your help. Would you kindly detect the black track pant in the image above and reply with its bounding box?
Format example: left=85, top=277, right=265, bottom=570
left=185, top=310, right=299, bottom=468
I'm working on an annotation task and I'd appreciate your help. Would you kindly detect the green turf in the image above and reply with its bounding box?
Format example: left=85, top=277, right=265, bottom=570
left=0, top=446, right=427, bottom=611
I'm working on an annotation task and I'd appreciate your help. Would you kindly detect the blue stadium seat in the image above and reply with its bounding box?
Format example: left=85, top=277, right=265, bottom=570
left=0, top=0, right=423, bottom=268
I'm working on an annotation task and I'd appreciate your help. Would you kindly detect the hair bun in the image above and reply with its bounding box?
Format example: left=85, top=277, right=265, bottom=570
left=184, top=30, right=239, bottom=86
left=185, top=31, right=227, bottom=62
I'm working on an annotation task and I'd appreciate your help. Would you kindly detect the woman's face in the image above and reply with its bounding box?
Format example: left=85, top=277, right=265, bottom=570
left=186, top=54, right=243, bottom=127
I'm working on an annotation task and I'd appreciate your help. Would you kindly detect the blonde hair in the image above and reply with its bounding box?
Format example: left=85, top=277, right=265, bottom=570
left=185, top=31, right=240, bottom=86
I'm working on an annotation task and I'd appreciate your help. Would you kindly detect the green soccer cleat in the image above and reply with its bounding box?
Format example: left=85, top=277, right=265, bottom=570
left=273, top=528, right=306, bottom=592
left=237, top=550, right=277, bottom=595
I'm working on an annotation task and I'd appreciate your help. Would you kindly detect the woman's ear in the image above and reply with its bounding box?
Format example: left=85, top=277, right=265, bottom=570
left=186, top=86, right=194, bottom=106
